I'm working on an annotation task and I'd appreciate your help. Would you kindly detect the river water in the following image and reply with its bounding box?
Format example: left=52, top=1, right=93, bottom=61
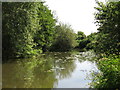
left=2, top=51, right=99, bottom=88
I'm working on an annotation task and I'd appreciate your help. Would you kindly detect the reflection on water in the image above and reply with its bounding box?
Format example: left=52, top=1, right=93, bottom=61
left=2, top=51, right=99, bottom=88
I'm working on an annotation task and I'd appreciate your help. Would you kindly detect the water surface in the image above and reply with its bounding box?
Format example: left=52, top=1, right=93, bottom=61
left=3, top=51, right=99, bottom=88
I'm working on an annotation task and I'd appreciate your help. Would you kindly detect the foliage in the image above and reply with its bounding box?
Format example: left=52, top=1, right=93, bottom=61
left=33, top=3, right=56, bottom=52
left=76, top=32, right=98, bottom=51
left=94, top=1, right=120, bottom=55
left=76, top=31, right=86, bottom=41
left=86, top=32, right=98, bottom=50
left=90, top=55, right=120, bottom=89
left=2, top=2, right=56, bottom=58
left=3, top=2, right=38, bottom=58
left=76, top=31, right=89, bottom=50
left=90, top=1, right=120, bottom=88
left=50, top=23, right=77, bottom=52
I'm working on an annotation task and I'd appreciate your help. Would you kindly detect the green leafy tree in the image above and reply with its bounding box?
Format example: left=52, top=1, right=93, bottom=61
left=50, top=23, right=77, bottom=51
left=86, top=32, right=98, bottom=50
left=76, top=31, right=86, bottom=41
left=33, top=3, right=56, bottom=52
left=76, top=31, right=89, bottom=50
left=2, top=2, right=56, bottom=58
left=94, top=1, right=120, bottom=55
left=2, top=2, right=39, bottom=58
left=90, top=1, right=120, bottom=89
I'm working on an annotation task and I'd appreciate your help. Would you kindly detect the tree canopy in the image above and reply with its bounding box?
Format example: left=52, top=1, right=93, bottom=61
left=50, top=23, right=77, bottom=52
left=2, top=2, right=56, bottom=58
left=94, top=1, right=120, bottom=55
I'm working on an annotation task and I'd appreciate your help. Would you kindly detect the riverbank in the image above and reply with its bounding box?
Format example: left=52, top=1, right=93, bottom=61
left=90, top=55, right=120, bottom=89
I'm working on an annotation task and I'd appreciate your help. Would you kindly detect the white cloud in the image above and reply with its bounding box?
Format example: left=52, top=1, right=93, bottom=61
left=45, top=0, right=105, bottom=35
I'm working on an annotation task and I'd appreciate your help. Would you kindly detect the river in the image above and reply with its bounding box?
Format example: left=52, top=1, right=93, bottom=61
left=2, top=51, right=99, bottom=88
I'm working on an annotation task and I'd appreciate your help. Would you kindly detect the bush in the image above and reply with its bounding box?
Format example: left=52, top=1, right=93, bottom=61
left=91, top=55, right=120, bottom=89
left=50, top=23, right=77, bottom=52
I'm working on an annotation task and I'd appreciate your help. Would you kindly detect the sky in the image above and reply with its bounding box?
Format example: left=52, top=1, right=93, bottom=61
left=45, top=0, right=106, bottom=35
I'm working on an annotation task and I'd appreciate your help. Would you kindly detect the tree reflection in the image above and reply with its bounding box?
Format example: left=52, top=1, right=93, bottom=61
left=3, top=57, right=57, bottom=88
left=51, top=52, right=76, bottom=80
left=77, top=51, right=97, bottom=62
left=2, top=52, right=77, bottom=88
